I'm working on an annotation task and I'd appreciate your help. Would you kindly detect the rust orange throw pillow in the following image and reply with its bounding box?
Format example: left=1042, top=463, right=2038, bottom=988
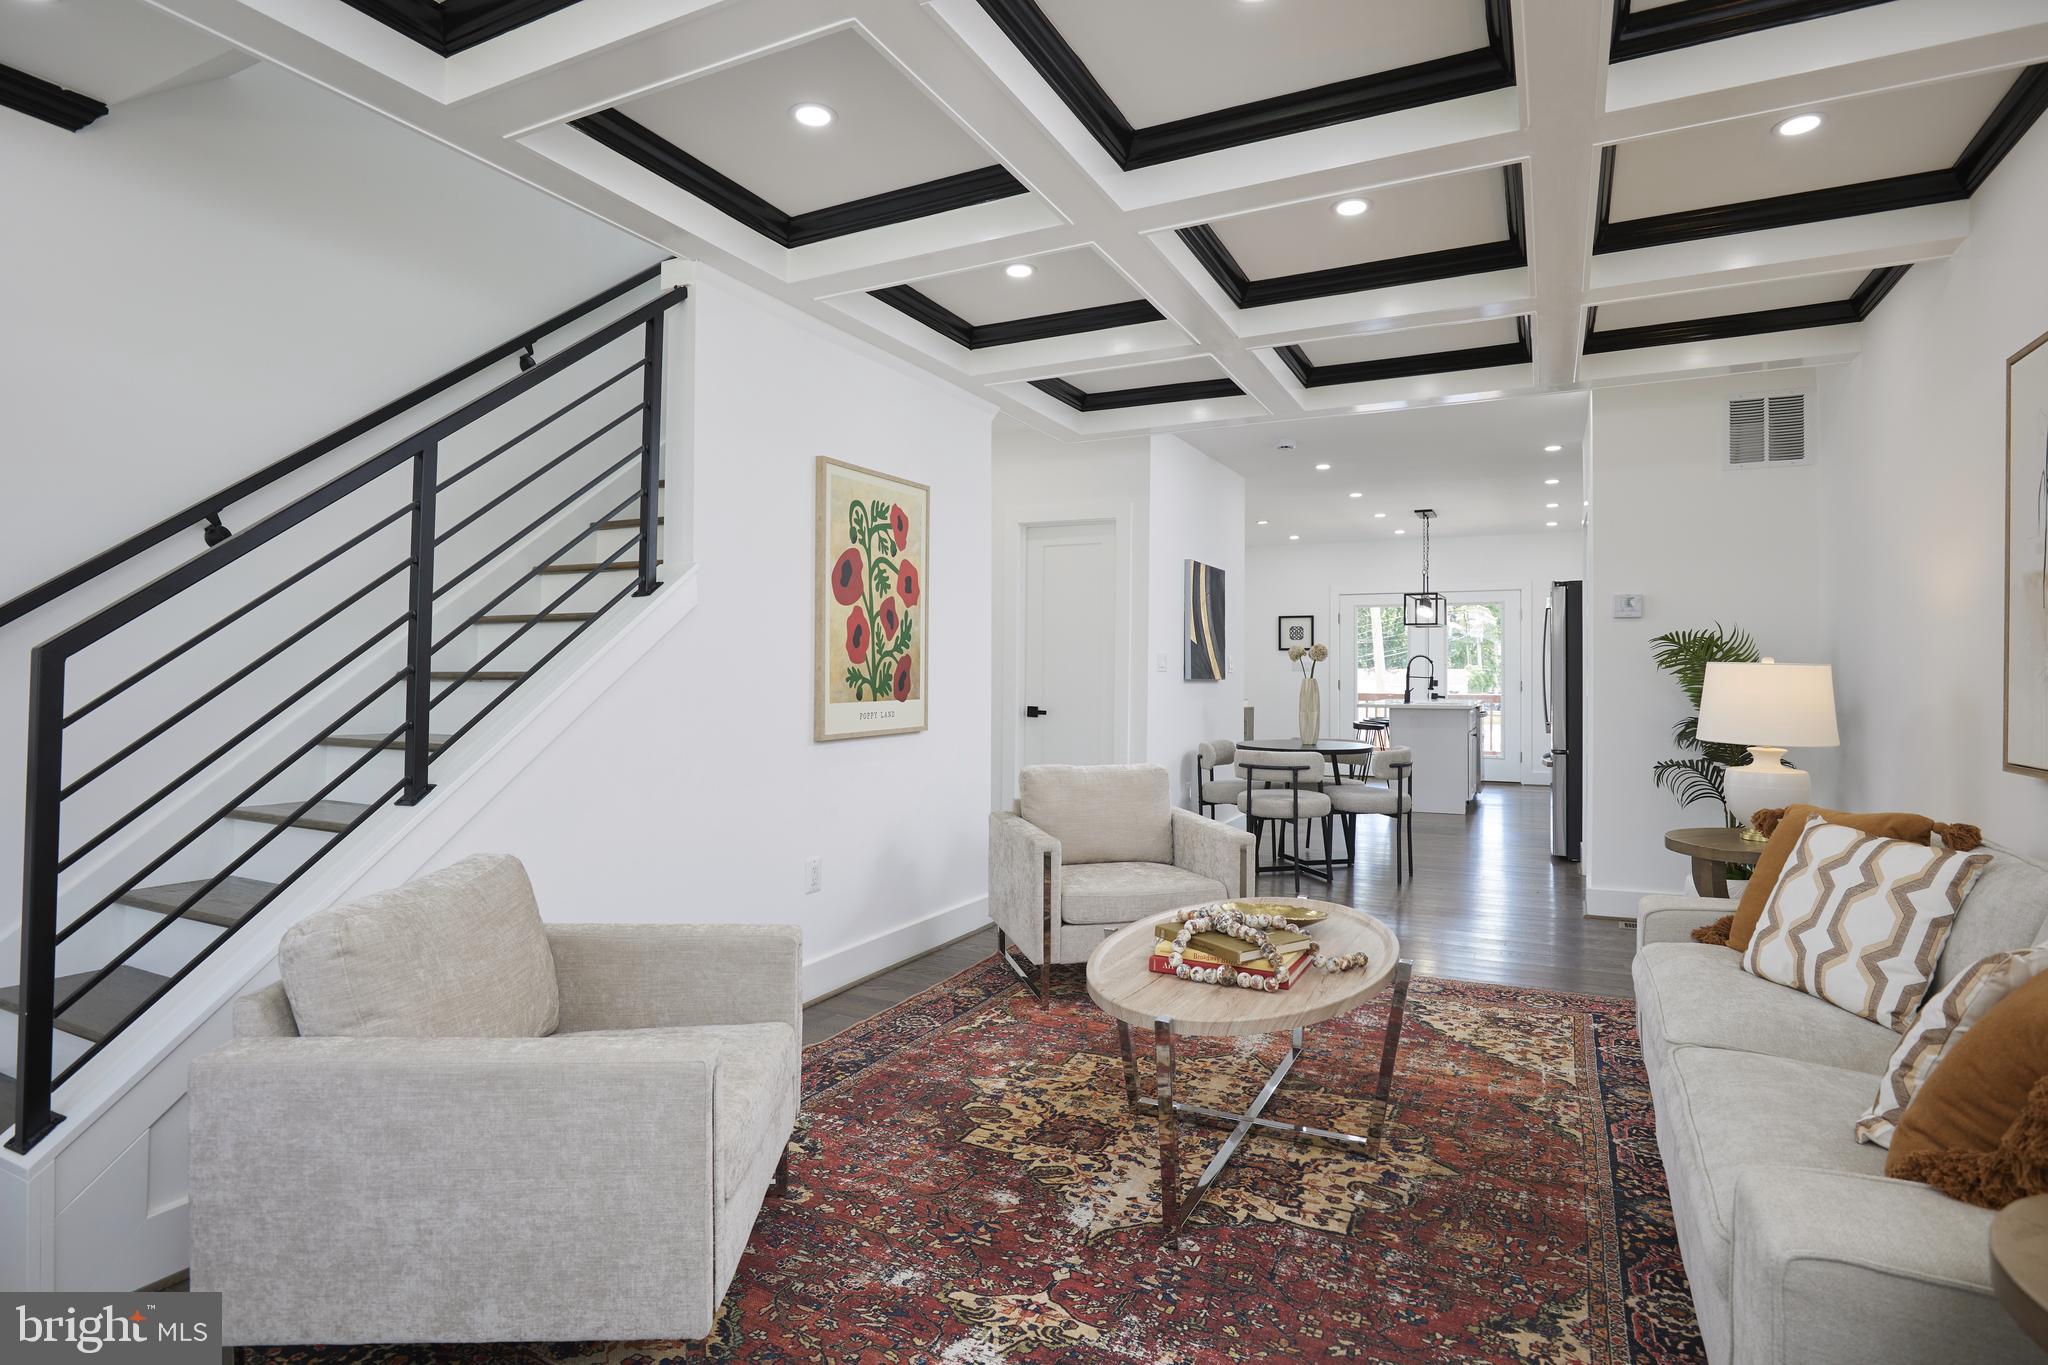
left=1891, top=1077, right=2048, bottom=1210
left=1887, top=970, right=2048, bottom=1178
left=1724, top=806, right=1969, bottom=953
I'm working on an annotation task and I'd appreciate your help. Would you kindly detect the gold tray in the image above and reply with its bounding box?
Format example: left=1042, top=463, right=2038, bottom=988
left=1224, top=900, right=1329, bottom=925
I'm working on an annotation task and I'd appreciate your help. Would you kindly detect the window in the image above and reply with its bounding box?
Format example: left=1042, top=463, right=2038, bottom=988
left=1445, top=600, right=1505, bottom=758
left=1352, top=604, right=1407, bottom=726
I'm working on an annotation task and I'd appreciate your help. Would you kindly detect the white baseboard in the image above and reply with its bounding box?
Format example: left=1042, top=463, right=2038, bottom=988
left=802, top=895, right=990, bottom=1002
left=1585, top=884, right=1672, bottom=921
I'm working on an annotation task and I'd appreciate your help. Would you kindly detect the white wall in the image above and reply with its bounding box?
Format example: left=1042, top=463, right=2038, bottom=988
left=413, top=269, right=997, bottom=992
left=1245, top=530, right=1582, bottom=783
left=1145, top=435, right=1246, bottom=807
left=989, top=426, right=1245, bottom=809
left=1814, top=116, right=2048, bottom=859
left=1583, top=371, right=1833, bottom=918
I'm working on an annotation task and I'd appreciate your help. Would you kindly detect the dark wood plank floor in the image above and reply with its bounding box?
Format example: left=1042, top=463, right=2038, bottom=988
left=803, top=784, right=1634, bottom=1044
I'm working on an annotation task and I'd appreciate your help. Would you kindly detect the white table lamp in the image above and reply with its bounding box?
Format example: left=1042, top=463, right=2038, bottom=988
left=1697, top=660, right=1839, bottom=840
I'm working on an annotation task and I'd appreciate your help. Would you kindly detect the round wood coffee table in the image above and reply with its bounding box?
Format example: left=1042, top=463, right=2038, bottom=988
left=1992, top=1194, right=2048, bottom=1348
left=1664, top=825, right=1765, bottom=898
left=1086, top=898, right=1410, bottom=1242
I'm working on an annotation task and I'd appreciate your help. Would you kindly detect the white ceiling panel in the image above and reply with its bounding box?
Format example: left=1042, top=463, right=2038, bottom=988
left=1299, top=316, right=1523, bottom=366
left=1187, top=393, right=1589, bottom=541
left=1033, top=0, right=1491, bottom=127
left=910, top=247, right=1140, bottom=322
left=1594, top=270, right=1868, bottom=330
left=1209, top=168, right=1512, bottom=279
left=5, top=0, right=249, bottom=105
left=1066, top=356, right=1231, bottom=393
left=612, top=29, right=997, bottom=215
left=1608, top=71, right=2013, bottom=221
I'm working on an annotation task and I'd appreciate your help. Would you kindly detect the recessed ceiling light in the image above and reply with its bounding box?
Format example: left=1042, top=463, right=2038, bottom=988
left=1546, top=521, right=1559, bottom=527
left=1545, top=478, right=1560, bottom=485
left=1543, top=444, right=1562, bottom=452
left=1348, top=491, right=1363, bottom=498
left=1004, top=263, right=1035, bottom=279
left=1373, top=512, right=1386, bottom=518
left=1288, top=534, right=1300, bottom=541
left=1255, top=519, right=1269, bottom=525
left=1546, top=502, right=1559, bottom=509
left=1774, top=113, right=1824, bottom=138
left=790, top=103, right=835, bottom=128
left=1314, top=462, right=1331, bottom=471
left=1333, top=198, right=1370, bottom=218
left=1394, top=528, right=1406, bottom=535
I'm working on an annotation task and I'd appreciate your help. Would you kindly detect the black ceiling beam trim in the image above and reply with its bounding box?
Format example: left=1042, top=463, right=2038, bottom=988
left=1595, top=64, right=2047, bottom=254
left=1030, top=376, right=1245, bottom=412
left=570, top=110, right=1028, bottom=249
left=1503, top=163, right=1529, bottom=254
left=1178, top=226, right=1527, bottom=311
left=332, top=0, right=589, bottom=55
left=1276, top=330, right=1534, bottom=388
left=1610, top=0, right=1896, bottom=63
left=1582, top=264, right=1911, bottom=353
left=975, top=0, right=1515, bottom=171
left=0, top=63, right=109, bottom=133
left=871, top=286, right=1166, bottom=349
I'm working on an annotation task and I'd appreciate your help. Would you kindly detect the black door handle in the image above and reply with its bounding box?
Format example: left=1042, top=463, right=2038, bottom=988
left=1025, top=705, right=1050, bottom=718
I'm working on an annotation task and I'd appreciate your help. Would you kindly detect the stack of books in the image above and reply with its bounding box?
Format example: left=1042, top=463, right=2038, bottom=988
left=1148, top=922, right=1315, bottom=988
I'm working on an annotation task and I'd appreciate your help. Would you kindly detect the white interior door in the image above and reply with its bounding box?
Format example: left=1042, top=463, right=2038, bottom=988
left=1022, top=522, right=1116, bottom=767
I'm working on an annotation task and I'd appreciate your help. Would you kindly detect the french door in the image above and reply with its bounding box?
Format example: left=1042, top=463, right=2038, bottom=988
left=1338, top=589, right=1523, bottom=782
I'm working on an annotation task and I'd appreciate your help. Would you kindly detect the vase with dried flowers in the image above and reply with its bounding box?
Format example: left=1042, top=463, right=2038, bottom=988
left=1289, top=642, right=1329, bottom=745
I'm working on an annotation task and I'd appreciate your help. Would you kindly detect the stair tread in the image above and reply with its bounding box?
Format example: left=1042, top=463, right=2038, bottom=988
left=430, top=670, right=524, bottom=682
left=0, top=965, right=169, bottom=1042
left=478, top=612, right=598, bottom=625
left=227, top=800, right=368, bottom=834
left=537, top=560, right=659, bottom=575
left=118, top=876, right=277, bottom=929
left=321, top=732, right=450, bottom=752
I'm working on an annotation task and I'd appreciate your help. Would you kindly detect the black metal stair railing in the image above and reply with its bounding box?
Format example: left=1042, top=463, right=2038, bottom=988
left=6, top=274, right=686, bottom=1154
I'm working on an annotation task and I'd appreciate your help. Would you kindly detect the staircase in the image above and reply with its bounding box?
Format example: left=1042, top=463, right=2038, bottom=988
left=0, top=266, right=686, bottom=1152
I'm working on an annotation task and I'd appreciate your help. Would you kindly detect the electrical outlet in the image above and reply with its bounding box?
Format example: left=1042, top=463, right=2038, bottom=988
left=804, top=857, right=822, bottom=894
left=1155, top=652, right=1168, bottom=673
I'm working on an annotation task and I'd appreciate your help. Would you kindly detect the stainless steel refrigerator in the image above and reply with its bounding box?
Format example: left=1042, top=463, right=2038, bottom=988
left=1545, top=580, right=1584, bottom=861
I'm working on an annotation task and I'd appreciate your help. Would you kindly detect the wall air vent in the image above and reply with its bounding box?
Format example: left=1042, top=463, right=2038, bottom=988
left=1727, top=392, right=1806, bottom=468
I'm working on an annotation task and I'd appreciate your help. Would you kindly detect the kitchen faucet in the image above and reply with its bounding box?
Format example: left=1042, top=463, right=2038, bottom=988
left=1404, top=654, right=1439, bottom=705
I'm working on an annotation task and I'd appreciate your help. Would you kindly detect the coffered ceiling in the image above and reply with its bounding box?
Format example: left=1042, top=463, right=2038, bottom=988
left=32, top=0, right=2048, bottom=456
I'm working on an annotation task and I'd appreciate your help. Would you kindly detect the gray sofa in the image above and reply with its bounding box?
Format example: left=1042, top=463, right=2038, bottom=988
left=190, top=854, right=800, bottom=1346
left=1634, top=841, right=2048, bottom=1364
left=990, top=763, right=1255, bottom=998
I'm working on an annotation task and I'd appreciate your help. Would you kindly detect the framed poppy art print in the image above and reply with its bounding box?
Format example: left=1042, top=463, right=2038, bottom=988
left=816, top=458, right=929, bottom=741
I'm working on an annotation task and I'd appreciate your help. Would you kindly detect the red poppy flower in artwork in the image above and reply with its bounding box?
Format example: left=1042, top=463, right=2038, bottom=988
left=889, top=504, right=911, bottom=549
left=830, top=547, right=864, bottom=606
left=892, top=654, right=914, bottom=701
left=877, top=595, right=900, bottom=640
left=897, top=560, right=921, bottom=607
left=844, top=605, right=870, bottom=664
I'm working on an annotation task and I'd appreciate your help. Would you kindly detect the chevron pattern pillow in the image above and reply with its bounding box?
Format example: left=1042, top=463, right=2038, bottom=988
left=1857, top=945, right=2048, bottom=1147
left=1742, top=816, right=1993, bottom=1031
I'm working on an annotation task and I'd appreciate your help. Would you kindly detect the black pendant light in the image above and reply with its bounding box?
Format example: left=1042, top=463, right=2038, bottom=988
left=1404, top=509, right=1443, bottom=627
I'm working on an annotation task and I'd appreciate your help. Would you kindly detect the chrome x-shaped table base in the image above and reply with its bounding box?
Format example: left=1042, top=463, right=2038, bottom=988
left=1114, top=959, right=1413, bottom=1243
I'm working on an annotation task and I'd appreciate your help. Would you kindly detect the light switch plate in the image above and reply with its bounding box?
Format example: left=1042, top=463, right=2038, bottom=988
left=1613, top=593, right=1645, bottom=619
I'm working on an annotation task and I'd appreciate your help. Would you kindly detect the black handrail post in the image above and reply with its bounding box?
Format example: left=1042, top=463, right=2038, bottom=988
left=634, top=314, right=664, bottom=598
left=396, top=442, right=439, bottom=807
left=10, top=647, right=68, bottom=1153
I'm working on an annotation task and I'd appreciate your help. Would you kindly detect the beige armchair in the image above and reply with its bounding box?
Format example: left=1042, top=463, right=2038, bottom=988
left=990, top=763, right=1255, bottom=999
left=190, top=854, right=800, bottom=1347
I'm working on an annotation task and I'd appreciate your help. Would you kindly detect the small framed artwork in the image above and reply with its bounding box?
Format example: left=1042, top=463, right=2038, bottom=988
left=1277, top=615, right=1315, bottom=652
left=816, top=457, right=928, bottom=742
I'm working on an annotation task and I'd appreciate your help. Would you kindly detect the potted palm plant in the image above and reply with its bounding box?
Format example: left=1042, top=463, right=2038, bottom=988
left=1650, top=623, right=1760, bottom=836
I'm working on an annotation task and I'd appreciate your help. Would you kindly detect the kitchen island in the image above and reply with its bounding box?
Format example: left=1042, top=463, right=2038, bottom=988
left=1384, top=701, right=1482, bottom=815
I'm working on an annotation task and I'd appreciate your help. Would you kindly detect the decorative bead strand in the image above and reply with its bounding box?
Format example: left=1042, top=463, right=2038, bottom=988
left=1163, top=902, right=1371, bottom=991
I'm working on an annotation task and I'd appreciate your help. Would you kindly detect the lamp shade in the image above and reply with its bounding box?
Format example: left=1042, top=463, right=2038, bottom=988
left=1697, top=661, right=1839, bottom=748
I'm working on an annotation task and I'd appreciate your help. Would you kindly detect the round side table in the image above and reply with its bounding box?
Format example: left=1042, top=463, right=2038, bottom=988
left=1664, top=826, right=1765, bottom=899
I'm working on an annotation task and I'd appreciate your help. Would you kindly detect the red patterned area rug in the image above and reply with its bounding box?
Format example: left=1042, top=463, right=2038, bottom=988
left=240, top=959, right=1704, bottom=1365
